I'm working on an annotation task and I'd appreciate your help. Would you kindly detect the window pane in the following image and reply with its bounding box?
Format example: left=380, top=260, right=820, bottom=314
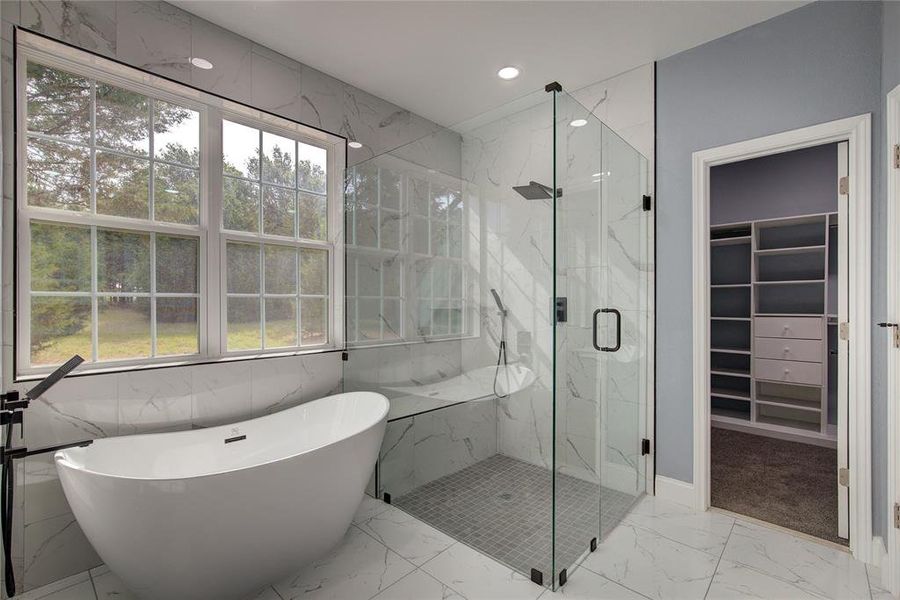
left=433, top=262, right=449, bottom=298
left=262, top=186, right=295, bottom=237
left=415, top=262, right=431, bottom=298
left=380, top=169, right=401, bottom=209
left=354, top=204, right=377, bottom=248
left=380, top=210, right=401, bottom=250
left=27, top=137, right=90, bottom=211
left=357, top=255, right=381, bottom=297
left=262, top=132, right=295, bottom=186
left=297, top=142, right=326, bottom=193
left=223, top=120, right=259, bottom=179
left=31, top=296, right=91, bottom=366
left=449, top=302, right=463, bottom=335
left=226, top=242, right=260, bottom=294
left=223, top=176, right=260, bottom=232
left=357, top=298, right=380, bottom=340
left=298, top=192, right=326, bottom=240
left=300, top=249, right=328, bottom=295
left=265, top=297, right=297, bottom=348
left=431, top=186, right=449, bottom=218
left=301, top=297, right=327, bottom=345
left=410, top=177, right=429, bottom=216
left=96, top=151, right=150, bottom=219
left=154, top=163, right=199, bottom=225
left=154, top=100, right=199, bottom=167
left=431, top=220, right=448, bottom=256
left=157, top=297, right=198, bottom=356
left=450, top=263, right=463, bottom=298
left=157, top=236, right=198, bottom=293
left=432, top=301, right=450, bottom=336
left=96, top=82, right=149, bottom=155
left=413, top=217, right=429, bottom=254
left=97, top=229, right=151, bottom=293
left=355, top=164, right=378, bottom=206
left=98, top=296, right=151, bottom=360
left=26, top=63, right=91, bottom=143
left=448, top=220, right=463, bottom=258
left=382, top=298, right=401, bottom=340
left=264, top=245, right=297, bottom=294
left=30, top=222, right=91, bottom=292
left=227, top=297, right=261, bottom=350
left=383, top=257, right=401, bottom=297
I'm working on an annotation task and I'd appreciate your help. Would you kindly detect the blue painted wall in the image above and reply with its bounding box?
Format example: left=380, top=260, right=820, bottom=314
left=656, top=1, right=889, bottom=536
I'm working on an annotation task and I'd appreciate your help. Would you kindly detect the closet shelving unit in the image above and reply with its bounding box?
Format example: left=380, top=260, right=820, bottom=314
left=710, top=213, right=838, bottom=446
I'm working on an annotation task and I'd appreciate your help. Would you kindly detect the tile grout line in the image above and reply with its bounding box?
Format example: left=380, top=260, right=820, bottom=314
left=703, top=519, right=735, bottom=600
left=87, top=568, right=99, bottom=600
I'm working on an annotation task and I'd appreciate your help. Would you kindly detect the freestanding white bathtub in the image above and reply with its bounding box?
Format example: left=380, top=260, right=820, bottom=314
left=55, top=391, right=389, bottom=600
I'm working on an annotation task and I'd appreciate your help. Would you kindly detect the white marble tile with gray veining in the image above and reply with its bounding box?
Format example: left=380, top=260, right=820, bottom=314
left=23, top=512, right=101, bottom=592
left=117, top=367, right=192, bottom=435
left=21, top=0, right=116, bottom=57
left=190, top=361, right=252, bottom=428
left=190, top=15, right=252, bottom=104
left=115, top=1, right=191, bottom=83
left=250, top=355, right=305, bottom=416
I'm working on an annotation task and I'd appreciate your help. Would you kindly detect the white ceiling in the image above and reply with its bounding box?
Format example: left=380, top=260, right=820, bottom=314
left=173, top=0, right=807, bottom=126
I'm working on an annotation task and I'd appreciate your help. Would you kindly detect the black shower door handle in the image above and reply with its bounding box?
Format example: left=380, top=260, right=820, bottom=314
left=592, top=308, right=621, bottom=352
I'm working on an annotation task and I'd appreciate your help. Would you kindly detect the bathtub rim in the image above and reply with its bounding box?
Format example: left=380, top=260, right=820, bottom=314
left=54, top=391, right=389, bottom=482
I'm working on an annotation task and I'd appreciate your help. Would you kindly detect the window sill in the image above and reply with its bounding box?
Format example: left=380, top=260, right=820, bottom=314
left=14, top=346, right=343, bottom=383
left=347, top=334, right=479, bottom=351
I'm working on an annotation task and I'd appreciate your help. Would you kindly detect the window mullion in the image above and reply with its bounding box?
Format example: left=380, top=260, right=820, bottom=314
left=149, top=99, right=156, bottom=222
left=150, top=233, right=158, bottom=357
left=90, top=226, right=99, bottom=362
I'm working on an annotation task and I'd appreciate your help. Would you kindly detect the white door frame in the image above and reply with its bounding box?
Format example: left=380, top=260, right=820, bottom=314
left=691, top=115, right=873, bottom=562
left=886, top=84, right=900, bottom=595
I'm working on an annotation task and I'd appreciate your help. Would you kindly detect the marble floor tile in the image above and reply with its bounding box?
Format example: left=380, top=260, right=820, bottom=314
left=580, top=521, right=719, bottom=600
left=867, top=564, right=894, bottom=600
left=356, top=504, right=456, bottom=566
left=13, top=571, right=92, bottom=600
left=352, top=495, right=391, bottom=524
left=706, top=559, right=823, bottom=600
left=539, top=567, right=647, bottom=599
left=624, top=495, right=735, bottom=556
left=371, top=569, right=466, bottom=600
left=20, top=579, right=96, bottom=600
left=273, top=525, right=415, bottom=600
left=721, top=520, right=869, bottom=600
left=421, top=542, right=544, bottom=600
left=90, top=565, right=137, bottom=600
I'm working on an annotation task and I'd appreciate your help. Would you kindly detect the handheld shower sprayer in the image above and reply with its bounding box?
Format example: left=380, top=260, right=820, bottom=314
left=490, top=289, right=510, bottom=398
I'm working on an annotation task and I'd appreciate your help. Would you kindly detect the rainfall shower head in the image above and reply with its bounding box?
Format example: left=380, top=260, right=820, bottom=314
left=512, top=181, right=562, bottom=200
left=490, top=288, right=507, bottom=315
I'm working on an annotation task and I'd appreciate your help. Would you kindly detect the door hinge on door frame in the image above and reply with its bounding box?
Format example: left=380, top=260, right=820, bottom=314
left=642, top=195, right=652, bottom=211
left=839, top=176, right=849, bottom=195
left=894, top=503, right=900, bottom=528
left=641, top=438, right=651, bottom=456
left=839, top=467, right=850, bottom=487
left=839, top=322, right=850, bottom=340
left=893, top=144, right=900, bottom=169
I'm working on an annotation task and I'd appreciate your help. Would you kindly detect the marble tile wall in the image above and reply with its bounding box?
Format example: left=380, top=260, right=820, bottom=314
left=0, top=0, right=450, bottom=594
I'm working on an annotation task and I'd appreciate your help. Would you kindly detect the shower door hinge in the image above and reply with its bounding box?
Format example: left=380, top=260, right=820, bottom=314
left=641, top=438, right=651, bottom=455
left=341, top=351, right=349, bottom=361
left=555, top=297, right=568, bottom=323
left=894, top=503, right=900, bottom=528
left=839, top=176, right=849, bottom=195
left=893, top=144, right=900, bottom=169
left=838, top=467, right=850, bottom=487
left=642, top=195, right=652, bottom=211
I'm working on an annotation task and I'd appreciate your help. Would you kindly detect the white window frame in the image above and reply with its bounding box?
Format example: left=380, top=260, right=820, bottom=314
left=345, top=153, right=472, bottom=347
left=14, top=32, right=345, bottom=378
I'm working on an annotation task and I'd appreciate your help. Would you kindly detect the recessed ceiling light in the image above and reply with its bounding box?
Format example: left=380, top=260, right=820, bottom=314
left=348, top=141, right=363, bottom=149
left=592, top=172, right=602, bottom=177
left=497, top=66, right=520, bottom=80
left=570, top=119, right=588, bottom=128
left=190, top=57, right=213, bottom=70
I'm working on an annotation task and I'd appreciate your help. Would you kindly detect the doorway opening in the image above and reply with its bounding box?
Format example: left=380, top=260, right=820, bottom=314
left=691, top=115, right=873, bottom=562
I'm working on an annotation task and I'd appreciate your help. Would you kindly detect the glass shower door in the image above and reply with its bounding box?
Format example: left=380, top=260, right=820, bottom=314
left=552, top=90, right=650, bottom=585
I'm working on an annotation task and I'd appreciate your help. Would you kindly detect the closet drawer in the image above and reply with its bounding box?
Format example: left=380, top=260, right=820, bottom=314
left=754, top=358, right=823, bottom=386
left=754, top=338, right=823, bottom=363
left=754, top=316, right=823, bottom=340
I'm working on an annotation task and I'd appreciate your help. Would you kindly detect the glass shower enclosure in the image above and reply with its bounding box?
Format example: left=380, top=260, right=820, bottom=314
left=343, top=84, right=652, bottom=590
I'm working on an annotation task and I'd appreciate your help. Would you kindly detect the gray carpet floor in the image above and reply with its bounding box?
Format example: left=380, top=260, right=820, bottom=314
left=711, top=427, right=847, bottom=546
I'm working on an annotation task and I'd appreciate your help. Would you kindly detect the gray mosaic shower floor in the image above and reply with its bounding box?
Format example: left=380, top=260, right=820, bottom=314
left=392, top=454, right=640, bottom=584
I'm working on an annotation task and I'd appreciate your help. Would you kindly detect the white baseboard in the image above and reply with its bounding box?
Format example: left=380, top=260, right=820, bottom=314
left=654, top=475, right=696, bottom=508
